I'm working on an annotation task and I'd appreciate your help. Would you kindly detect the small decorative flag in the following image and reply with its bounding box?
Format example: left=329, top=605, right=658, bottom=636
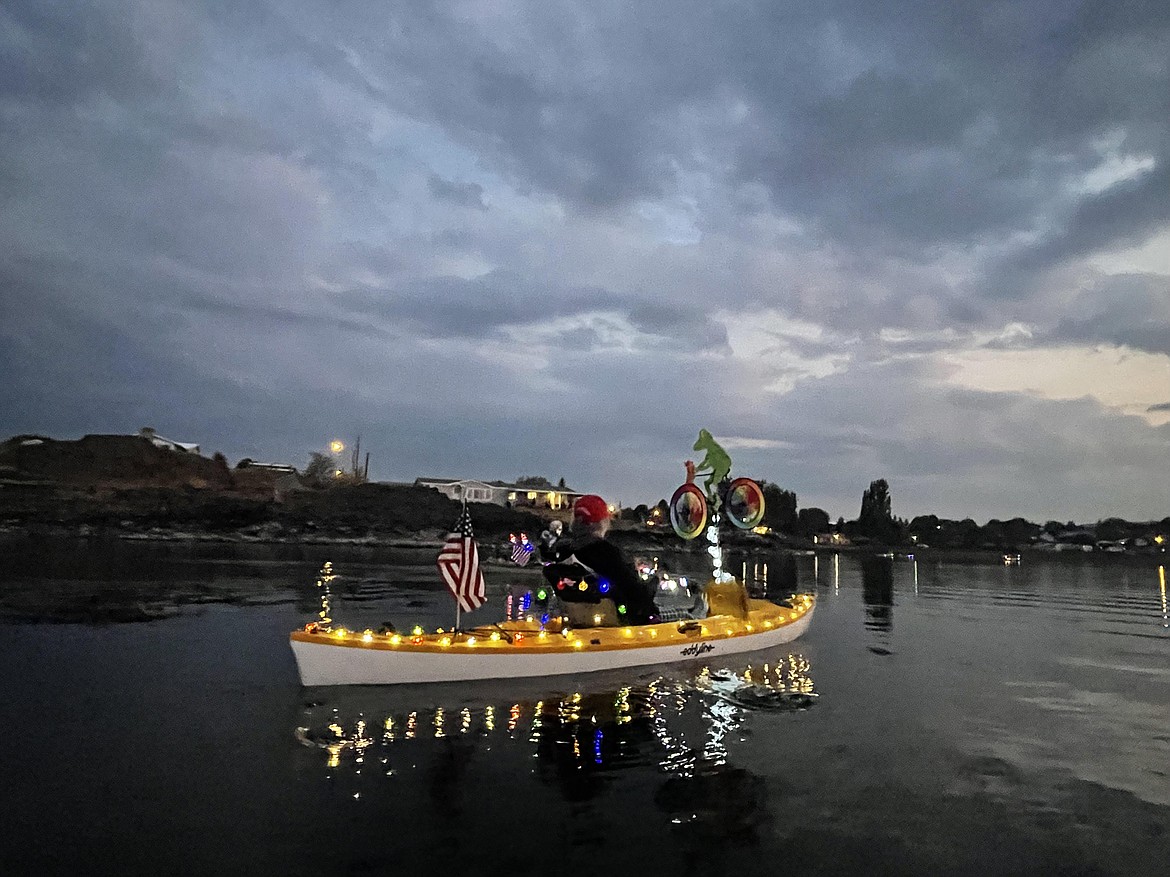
left=510, top=532, right=534, bottom=566
left=437, top=505, right=487, bottom=612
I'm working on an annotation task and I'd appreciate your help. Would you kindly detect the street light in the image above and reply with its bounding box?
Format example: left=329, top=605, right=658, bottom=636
left=330, top=440, right=345, bottom=454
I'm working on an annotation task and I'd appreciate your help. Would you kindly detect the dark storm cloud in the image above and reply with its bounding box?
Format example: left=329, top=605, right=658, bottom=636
left=332, top=269, right=727, bottom=351
left=626, top=301, right=730, bottom=353
left=333, top=270, right=619, bottom=336
left=0, top=261, right=263, bottom=444
left=252, top=0, right=1170, bottom=348
left=737, top=70, right=1035, bottom=249
left=1045, top=273, right=1170, bottom=355
left=317, top=241, right=405, bottom=282
left=0, top=0, right=164, bottom=106
left=351, top=4, right=719, bottom=208
left=1008, top=163, right=1170, bottom=277
left=427, top=174, right=487, bottom=210
left=733, top=2, right=1170, bottom=261
left=292, top=0, right=1170, bottom=259
left=176, top=293, right=390, bottom=340
left=8, top=1, right=1169, bottom=256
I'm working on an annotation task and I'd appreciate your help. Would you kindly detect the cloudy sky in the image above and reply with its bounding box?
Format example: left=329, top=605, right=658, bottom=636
left=2, top=1, right=1168, bottom=524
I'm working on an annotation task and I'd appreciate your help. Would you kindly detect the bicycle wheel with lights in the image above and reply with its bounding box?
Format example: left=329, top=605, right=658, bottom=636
left=669, top=482, right=708, bottom=540
left=724, top=477, right=766, bottom=529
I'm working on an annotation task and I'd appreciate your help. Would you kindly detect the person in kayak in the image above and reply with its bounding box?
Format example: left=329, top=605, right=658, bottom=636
left=540, top=494, right=705, bottom=625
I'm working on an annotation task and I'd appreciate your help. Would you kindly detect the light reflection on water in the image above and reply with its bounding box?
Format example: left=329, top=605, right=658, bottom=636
left=295, top=654, right=817, bottom=790
left=1161, top=565, right=1167, bottom=627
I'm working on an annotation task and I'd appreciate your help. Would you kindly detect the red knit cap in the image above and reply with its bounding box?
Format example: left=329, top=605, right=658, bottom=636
left=573, top=494, right=610, bottom=524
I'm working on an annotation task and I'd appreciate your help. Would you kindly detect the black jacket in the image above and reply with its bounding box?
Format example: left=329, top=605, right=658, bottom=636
left=540, top=535, right=658, bottom=624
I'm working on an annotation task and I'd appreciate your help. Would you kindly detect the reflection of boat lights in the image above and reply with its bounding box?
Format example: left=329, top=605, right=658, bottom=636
left=297, top=655, right=817, bottom=786
left=354, top=718, right=370, bottom=752
left=326, top=720, right=346, bottom=769
left=787, top=653, right=814, bottom=693
left=1160, top=566, right=1167, bottom=628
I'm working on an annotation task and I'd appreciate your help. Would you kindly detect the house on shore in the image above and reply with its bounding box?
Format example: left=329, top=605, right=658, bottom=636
left=236, top=459, right=298, bottom=475
left=137, top=427, right=200, bottom=455
left=813, top=532, right=850, bottom=546
left=414, top=477, right=583, bottom=510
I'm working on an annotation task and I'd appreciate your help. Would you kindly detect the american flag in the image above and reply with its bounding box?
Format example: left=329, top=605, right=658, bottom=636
left=437, top=505, right=487, bottom=612
left=510, top=532, right=534, bottom=566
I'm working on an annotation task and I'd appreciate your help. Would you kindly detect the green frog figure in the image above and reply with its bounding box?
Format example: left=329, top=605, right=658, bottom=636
left=692, top=429, right=731, bottom=500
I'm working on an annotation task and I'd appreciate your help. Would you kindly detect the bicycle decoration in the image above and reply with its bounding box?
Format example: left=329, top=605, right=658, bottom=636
left=725, top=477, right=766, bottom=529
left=668, top=430, right=766, bottom=581
left=669, top=461, right=707, bottom=540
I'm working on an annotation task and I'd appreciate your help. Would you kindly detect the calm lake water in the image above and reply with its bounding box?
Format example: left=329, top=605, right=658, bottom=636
left=0, top=538, right=1167, bottom=876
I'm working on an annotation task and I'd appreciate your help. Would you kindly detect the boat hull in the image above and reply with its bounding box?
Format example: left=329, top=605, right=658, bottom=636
left=290, top=597, right=815, bottom=686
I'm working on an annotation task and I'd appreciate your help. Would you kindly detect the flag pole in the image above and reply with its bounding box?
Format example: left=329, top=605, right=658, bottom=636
left=455, top=493, right=466, bottom=633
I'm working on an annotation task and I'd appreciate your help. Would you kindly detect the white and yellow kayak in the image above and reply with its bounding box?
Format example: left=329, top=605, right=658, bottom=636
left=289, top=583, right=815, bottom=686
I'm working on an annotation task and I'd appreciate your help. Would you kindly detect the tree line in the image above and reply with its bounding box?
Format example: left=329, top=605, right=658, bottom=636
left=294, top=454, right=1167, bottom=550
left=623, top=478, right=1168, bottom=549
